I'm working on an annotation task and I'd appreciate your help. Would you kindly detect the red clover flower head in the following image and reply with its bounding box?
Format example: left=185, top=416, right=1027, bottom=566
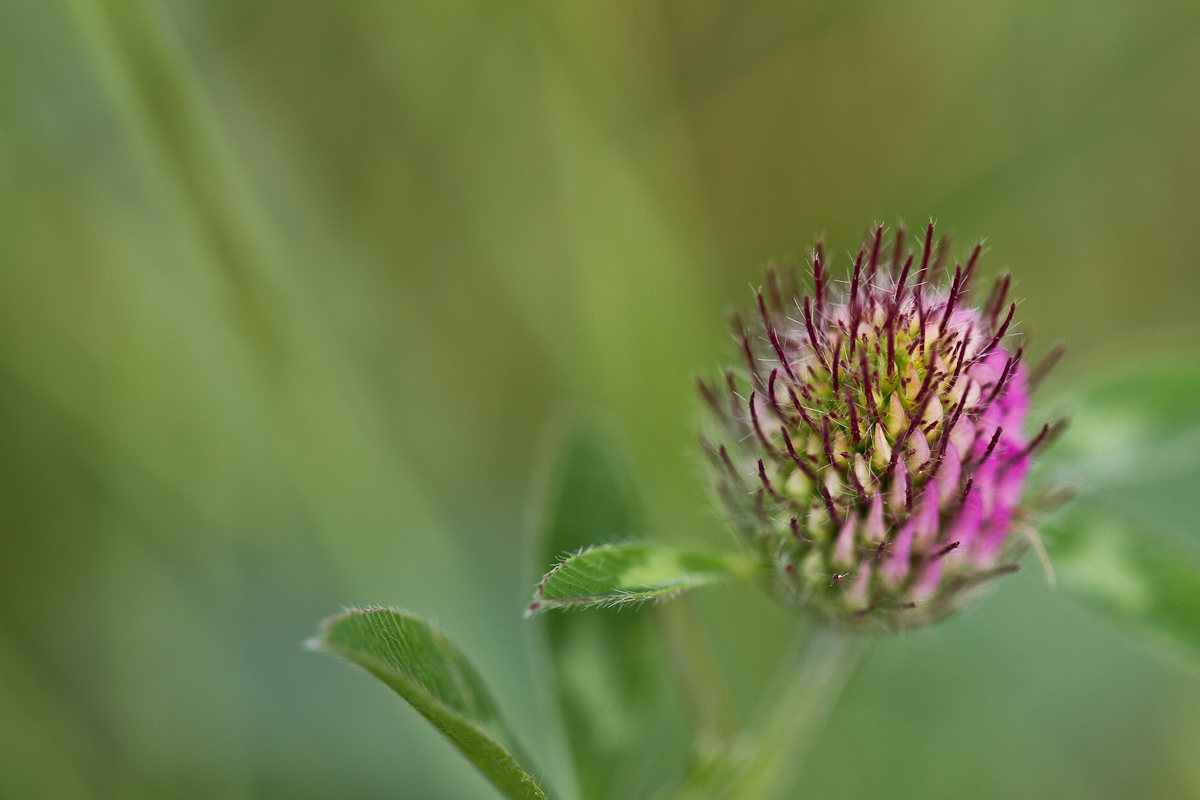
left=700, top=223, right=1053, bottom=629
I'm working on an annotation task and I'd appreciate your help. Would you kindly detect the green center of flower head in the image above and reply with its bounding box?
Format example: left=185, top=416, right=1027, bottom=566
left=701, top=223, right=1054, bottom=629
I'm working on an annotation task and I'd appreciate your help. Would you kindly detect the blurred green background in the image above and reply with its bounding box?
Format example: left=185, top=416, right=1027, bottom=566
left=3, top=1, right=1200, bottom=798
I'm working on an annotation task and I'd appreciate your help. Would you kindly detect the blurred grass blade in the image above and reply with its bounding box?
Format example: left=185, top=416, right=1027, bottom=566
left=1041, top=358, right=1200, bottom=662
left=529, top=543, right=757, bottom=615
left=532, top=428, right=667, bottom=800
left=314, top=608, right=548, bottom=800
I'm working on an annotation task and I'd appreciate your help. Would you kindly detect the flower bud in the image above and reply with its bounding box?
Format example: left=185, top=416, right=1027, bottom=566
left=701, top=223, right=1049, bottom=629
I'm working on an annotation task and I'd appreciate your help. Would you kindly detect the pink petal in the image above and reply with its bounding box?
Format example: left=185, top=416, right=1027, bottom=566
left=882, top=519, right=915, bottom=586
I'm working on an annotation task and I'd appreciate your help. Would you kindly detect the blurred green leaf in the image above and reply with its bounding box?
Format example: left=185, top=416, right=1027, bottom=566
left=533, top=428, right=665, bottom=800
left=1042, top=358, right=1200, bottom=661
left=1045, top=358, right=1200, bottom=492
left=1043, top=507, right=1200, bottom=664
left=529, top=543, right=757, bottom=615
left=313, top=608, right=548, bottom=800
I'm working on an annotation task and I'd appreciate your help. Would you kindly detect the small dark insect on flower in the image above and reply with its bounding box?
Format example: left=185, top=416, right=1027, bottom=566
left=699, top=222, right=1058, bottom=629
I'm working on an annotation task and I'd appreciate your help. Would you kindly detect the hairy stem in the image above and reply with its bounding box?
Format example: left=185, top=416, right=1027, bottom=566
left=676, top=627, right=869, bottom=800
left=728, top=628, right=868, bottom=800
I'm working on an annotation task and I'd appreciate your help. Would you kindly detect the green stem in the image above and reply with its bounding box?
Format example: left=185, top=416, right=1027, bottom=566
left=675, top=627, right=869, bottom=800
left=728, top=628, right=868, bottom=800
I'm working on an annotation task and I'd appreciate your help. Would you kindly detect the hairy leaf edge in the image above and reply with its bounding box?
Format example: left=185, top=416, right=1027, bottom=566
left=308, top=608, right=549, bottom=800
left=525, top=543, right=761, bottom=616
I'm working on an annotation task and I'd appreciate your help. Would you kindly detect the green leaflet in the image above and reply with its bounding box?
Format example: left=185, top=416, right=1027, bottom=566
left=1044, top=358, right=1200, bottom=493
left=313, top=608, right=548, bottom=800
left=1041, top=357, right=1200, bottom=662
left=529, top=543, right=758, bottom=614
left=532, top=429, right=666, bottom=800
left=1044, top=507, right=1200, bottom=662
